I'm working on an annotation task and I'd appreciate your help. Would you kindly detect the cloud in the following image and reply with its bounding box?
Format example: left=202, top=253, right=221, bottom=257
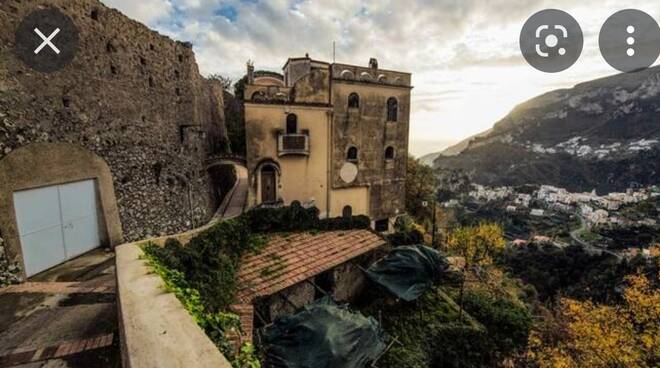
left=100, top=0, right=660, bottom=154
left=445, top=43, right=524, bottom=70
left=101, top=0, right=174, bottom=25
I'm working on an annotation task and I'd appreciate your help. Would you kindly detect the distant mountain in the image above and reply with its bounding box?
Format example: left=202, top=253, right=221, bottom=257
left=419, top=152, right=441, bottom=166
left=432, top=66, right=660, bottom=194
left=439, top=129, right=493, bottom=157
left=414, top=139, right=458, bottom=165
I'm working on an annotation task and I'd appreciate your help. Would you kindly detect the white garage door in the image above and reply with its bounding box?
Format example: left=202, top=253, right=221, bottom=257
left=13, top=180, right=101, bottom=277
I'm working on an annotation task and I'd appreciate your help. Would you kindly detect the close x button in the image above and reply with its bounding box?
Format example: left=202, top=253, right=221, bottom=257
left=14, top=8, right=79, bottom=73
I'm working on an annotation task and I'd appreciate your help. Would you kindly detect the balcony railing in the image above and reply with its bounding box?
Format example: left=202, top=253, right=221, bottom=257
left=278, top=133, right=310, bottom=156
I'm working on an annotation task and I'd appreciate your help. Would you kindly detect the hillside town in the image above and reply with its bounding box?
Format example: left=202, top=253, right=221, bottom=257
left=469, top=184, right=658, bottom=225
left=461, top=183, right=660, bottom=255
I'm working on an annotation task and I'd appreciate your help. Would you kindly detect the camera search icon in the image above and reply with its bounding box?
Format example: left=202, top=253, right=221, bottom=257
left=520, top=9, right=583, bottom=73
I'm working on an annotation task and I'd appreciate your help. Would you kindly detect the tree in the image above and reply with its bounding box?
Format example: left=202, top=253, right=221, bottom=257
left=463, top=290, right=534, bottom=359
left=405, top=156, right=437, bottom=224
left=529, top=272, right=660, bottom=368
left=446, top=223, right=506, bottom=323
left=207, top=73, right=233, bottom=91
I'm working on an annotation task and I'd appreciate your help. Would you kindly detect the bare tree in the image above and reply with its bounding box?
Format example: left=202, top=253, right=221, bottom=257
left=207, top=74, right=233, bottom=92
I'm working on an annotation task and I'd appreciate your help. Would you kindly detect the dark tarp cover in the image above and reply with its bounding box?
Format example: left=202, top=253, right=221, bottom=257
left=365, top=244, right=448, bottom=301
left=262, top=298, right=387, bottom=368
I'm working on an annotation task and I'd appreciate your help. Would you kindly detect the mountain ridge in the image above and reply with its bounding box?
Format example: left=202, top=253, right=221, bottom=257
left=431, top=66, right=660, bottom=193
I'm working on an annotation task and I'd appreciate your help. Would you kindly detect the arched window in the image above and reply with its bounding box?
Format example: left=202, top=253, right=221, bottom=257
left=348, top=93, right=360, bottom=109
left=346, top=146, right=358, bottom=162
left=251, top=91, right=265, bottom=101
left=286, top=113, right=297, bottom=134
left=387, top=97, right=398, bottom=121
left=342, top=205, right=352, bottom=218
left=385, top=146, right=395, bottom=160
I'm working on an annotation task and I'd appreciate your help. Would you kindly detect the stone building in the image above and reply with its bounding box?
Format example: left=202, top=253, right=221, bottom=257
left=244, top=55, right=412, bottom=231
left=0, top=0, right=229, bottom=280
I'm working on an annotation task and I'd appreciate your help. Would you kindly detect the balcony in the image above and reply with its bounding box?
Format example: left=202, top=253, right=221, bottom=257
left=278, top=133, right=310, bottom=156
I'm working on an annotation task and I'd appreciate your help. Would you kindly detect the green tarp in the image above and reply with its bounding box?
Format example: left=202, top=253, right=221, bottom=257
left=365, top=244, right=449, bottom=301
left=262, top=298, right=387, bottom=368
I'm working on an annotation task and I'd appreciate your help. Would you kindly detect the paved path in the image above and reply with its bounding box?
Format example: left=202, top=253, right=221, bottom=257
left=570, top=215, right=622, bottom=260
left=0, top=249, right=119, bottom=367
left=216, top=165, right=248, bottom=220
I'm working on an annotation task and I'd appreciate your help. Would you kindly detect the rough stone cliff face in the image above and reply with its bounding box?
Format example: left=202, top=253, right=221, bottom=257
left=432, top=66, right=660, bottom=193
left=0, top=0, right=229, bottom=280
left=0, top=232, right=22, bottom=287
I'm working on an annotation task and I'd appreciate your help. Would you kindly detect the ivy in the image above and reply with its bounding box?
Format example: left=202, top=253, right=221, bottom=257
left=142, top=243, right=261, bottom=368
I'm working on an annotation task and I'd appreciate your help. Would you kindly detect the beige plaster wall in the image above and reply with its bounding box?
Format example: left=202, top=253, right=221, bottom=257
left=245, top=103, right=332, bottom=215
left=116, top=242, right=231, bottom=368
left=329, top=187, right=369, bottom=218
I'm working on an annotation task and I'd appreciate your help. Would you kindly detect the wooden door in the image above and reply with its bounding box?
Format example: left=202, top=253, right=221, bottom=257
left=261, top=169, right=276, bottom=203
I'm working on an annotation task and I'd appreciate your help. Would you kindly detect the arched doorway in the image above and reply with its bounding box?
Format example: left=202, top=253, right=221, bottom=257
left=0, top=142, right=123, bottom=277
left=261, top=165, right=277, bottom=203
left=342, top=205, right=353, bottom=218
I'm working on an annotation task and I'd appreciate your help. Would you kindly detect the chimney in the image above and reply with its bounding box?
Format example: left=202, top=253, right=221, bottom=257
left=247, top=60, right=254, bottom=84
left=369, top=58, right=378, bottom=69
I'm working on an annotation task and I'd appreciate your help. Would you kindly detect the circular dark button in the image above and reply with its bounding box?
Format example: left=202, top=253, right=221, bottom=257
left=520, top=9, right=583, bottom=73
left=14, top=8, right=79, bottom=73
left=599, top=9, right=660, bottom=73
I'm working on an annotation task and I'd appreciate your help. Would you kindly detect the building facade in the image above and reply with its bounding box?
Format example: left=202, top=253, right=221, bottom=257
left=244, top=56, right=412, bottom=231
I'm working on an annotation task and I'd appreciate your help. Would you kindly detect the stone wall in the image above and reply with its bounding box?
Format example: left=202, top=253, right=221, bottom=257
left=266, top=282, right=316, bottom=322
left=0, top=0, right=228, bottom=272
left=0, top=232, right=23, bottom=287
left=331, top=261, right=367, bottom=303
left=331, top=80, right=411, bottom=221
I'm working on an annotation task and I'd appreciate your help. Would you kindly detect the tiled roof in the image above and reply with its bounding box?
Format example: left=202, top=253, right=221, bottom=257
left=227, top=304, right=254, bottom=344
left=236, top=230, right=385, bottom=304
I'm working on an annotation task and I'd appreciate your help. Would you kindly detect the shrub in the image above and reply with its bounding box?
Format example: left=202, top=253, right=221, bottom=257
left=360, top=287, right=486, bottom=368
left=245, top=204, right=320, bottom=232
left=319, top=214, right=371, bottom=230
left=387, top=228, right=424, bottom=246
left=244, top=203, right=371, bottom=233
left=387, top=214, right=425, bottom=246
left=144, top=217, right=266, bottom=311
left=462, top=291, right=533, bottom=358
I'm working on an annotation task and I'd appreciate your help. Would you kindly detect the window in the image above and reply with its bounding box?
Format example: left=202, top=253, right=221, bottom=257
left=387, top=97, right=398, bottom=121
left=342, top=205, right=352, bottom=218
left=385, top=146, right=395, bottom=160
left=286, top=114, right=297, bottom=134
left=251, top=91, right=265, bottom=101
left=346, top=146, right=358, bottom=162
left=348, top=93, right=360, bottom=109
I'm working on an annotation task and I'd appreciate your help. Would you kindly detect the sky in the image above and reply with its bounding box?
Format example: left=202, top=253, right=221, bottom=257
left=101, top=0, right=660, bottom=157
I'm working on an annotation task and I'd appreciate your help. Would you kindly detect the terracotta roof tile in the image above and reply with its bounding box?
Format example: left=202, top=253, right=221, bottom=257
left=236, top=230, right=385, bottom=303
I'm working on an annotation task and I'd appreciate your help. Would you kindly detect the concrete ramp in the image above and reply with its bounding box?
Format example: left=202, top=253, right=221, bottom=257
left=215, top=165, right=248, bottom=220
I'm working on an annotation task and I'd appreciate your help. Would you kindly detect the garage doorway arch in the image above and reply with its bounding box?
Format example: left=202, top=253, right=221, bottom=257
left=0, top=142, right=123, bottom=278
